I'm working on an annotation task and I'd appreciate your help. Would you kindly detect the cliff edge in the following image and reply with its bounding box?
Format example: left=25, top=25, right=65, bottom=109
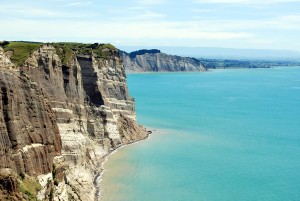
left=0, top=42, right=148, bottom=200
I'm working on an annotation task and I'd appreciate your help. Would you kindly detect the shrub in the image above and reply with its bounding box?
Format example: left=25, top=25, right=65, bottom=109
left=54, top=179, right=59, bottom=186
left=49, top=188, right=54, bottom=201
left=0, top=41, right=9, bottom=47
left=19, top=172, right=25, bottom=180
left=52, top=164, right=56, bottom=179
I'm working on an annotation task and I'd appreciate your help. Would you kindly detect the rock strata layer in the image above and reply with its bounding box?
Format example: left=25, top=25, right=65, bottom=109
left=0, top=43, right=148, bottom=201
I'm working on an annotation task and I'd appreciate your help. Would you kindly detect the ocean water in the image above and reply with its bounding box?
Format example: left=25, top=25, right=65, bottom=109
left=101, top=67, right=300, bottom=201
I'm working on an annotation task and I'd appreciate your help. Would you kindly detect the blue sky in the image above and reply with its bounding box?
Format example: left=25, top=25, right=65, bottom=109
left=0, top=0, right=300, bottom=50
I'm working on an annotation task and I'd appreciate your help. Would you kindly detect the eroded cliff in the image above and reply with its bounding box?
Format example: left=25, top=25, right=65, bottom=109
left=0, top=42, right=148, bottom=201
left=121, top=49, right=207, bottom=72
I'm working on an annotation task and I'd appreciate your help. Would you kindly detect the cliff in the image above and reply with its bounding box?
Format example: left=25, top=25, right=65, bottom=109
left=121, top=50, right=206, bottom=72
left=0, top=42, right=148, bottom=200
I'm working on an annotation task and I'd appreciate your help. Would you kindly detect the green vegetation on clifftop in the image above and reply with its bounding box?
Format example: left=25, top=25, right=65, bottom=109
left=52, top=42, right=117, bottom=65
left=1, top=41, right=118, bottom=67
left=2, top=42, right=42, bottom=66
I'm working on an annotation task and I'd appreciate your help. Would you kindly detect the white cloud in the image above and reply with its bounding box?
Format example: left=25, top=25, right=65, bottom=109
left=278, top=15, right=300, bottom=22
left=0, top=5, right=94, bottom=18
left=190, top=14, right=300, bottom=31
left=128, top=6, right=146, bottom=10
left=0, top=0, right=299, bottom=50
left=191, top=8, right=218, bottom=14
left=138, top=0, right=167, bottom=6
left=1, top=17, right=299, bottom=49
left=193, top=0, right=300, bottom=4
left=140, top=12, right=166, bottom=19
left=0, top=19, right=252, bottom=42
left=0, top=6, right=60, bottom=17
left=109, top=7, right=166, bottom=20
left=65, top=1, right=93, bottom=7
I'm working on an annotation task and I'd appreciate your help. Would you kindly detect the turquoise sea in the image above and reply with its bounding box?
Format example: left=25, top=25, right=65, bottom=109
left=101, top=67, right=300, bottom=201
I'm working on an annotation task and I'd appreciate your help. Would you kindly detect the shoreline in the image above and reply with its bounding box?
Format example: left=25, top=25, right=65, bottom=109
left=125, top=66, right=300, bottom=75
left=96, top=128, right=156, bottom=200
left=126, top=71, right=208, bottom=75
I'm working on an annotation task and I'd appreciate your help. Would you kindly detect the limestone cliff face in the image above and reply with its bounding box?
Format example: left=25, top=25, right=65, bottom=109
left=121, top=50, right=206, bottom=72
left=0, top=44, right=148, bottom=201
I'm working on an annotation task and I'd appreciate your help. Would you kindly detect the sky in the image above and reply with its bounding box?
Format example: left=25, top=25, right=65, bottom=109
left=0, top=0, right=300, bottom=51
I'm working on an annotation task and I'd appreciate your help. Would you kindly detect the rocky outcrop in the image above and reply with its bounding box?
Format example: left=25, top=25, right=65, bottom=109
left=121, top=49, right=206, bottom=72
left=0, top=48, right=16, bottom=70
left=0, top=43, right=148, bottom=201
